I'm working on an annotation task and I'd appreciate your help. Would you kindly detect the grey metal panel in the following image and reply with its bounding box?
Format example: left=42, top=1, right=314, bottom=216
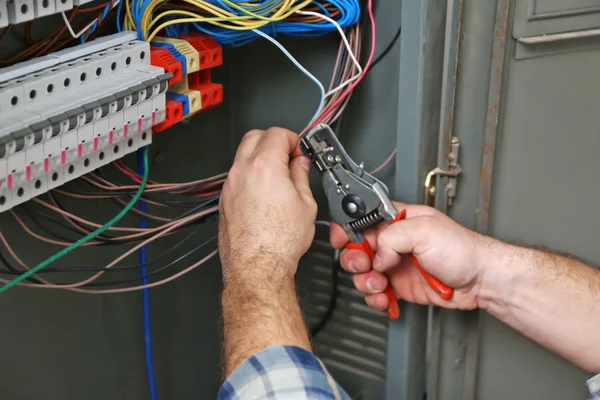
left=477, top=29, right=600, bottom=400
left=388, top=1, right=448, bottom=399
left=513, top=0, right=600, bottom=38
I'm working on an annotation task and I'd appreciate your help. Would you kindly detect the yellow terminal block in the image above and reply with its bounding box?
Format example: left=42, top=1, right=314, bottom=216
left=183, top=89, right=202, bottom=116
left=166, top=75, right=202, bottom=117
left=153, top=37, right=200, bottom=75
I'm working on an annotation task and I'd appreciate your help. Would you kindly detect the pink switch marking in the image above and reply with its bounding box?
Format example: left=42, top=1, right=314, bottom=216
left=77, top=144, right=83, bottom=158
left=152, top=112, right=156, bottom=125
left=123, top=124, right=129, bottom=138
left=94, top=137, right=99, bottom=151
left=109, top=130, right=114, bottom=144
left=138, top=118, right=143, bottom=132
left=7, top=174, right=13, bottom=190
left=26, top=166, right=31, bottom=181
left=61, top=150, right=66, bottom=165
left=44, top=158, right=49, bottom=173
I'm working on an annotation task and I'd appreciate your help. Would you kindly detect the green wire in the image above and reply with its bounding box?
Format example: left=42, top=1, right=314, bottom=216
left=0, top=146, right=150, bottom=294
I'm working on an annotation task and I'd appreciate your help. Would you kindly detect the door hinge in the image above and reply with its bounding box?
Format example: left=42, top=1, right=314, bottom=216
left=424, top=137, right=462, bottom=206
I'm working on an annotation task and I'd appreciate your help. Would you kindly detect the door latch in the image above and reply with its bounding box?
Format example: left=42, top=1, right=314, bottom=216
left=424, top=137, right=462, bottom=206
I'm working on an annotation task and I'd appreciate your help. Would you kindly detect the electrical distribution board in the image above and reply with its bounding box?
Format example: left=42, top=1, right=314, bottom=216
left=0, top=30, right=223, bottom=213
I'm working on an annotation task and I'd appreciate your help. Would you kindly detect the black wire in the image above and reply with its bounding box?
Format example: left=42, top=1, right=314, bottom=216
left=85, top=236, right=217, bottom=287
left=0, top=223, right=208, bottom=274
left=0, top=247, right=42, bottom=284
left=21, top=193, right=219, bottom=246
left=310, top=256, right=340, bottom=338
left=366, top=24, right=402, bottom=74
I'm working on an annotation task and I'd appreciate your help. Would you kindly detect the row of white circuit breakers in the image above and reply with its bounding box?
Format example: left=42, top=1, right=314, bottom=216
left=0, top=0, right=99, bottom=27
left=0, top=31, right=170, bottom=213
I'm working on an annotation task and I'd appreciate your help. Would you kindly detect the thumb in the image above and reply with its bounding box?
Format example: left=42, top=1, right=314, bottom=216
left=375, top=216, right=430, bottom=273
left=289, top=156, right=313, bottom=200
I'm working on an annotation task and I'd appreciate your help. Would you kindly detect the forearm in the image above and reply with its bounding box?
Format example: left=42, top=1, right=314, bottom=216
left=221, top=259, right=311, bottom=376
left=478, top=237, right=600, bottom=372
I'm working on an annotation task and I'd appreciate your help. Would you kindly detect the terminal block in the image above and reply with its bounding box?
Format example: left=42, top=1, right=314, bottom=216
left=150, top=34, right=223, bottom=129
left=0, top=32, right=171, bottom=213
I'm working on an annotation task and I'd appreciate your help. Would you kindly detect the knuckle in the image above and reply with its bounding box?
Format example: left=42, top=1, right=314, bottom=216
left=248, top=153, right=271, bottom=171
left=242, top=129, right=263, bottom=141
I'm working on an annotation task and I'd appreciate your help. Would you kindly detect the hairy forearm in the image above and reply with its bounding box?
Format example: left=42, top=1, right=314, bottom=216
left=477, top=237, right=600, bottom=372
left=221, top=259, right=311, bottom=377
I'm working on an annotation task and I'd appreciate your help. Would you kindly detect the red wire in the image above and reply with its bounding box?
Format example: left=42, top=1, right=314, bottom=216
left=311, top=0, right=376, bottom=128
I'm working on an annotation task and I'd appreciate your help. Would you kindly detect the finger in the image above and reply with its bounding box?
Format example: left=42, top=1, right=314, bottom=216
left=289, top=156, right=313, bottom=199
left=375, top=216, right=430, bottom=273
left=340, top=249, right=372, bottom=273
left=365, top=293, right=389, bottom=311
left=234, top=129, right=264, bottom=163
left=330, top=223, right=349, bottom=249
left=252, top=127, right=300, bottom=164
left=330, top=223, right=379, bottom=250
left=392, top=202, right=439, bottom=219
left=352, top=270, right=389, bottom=294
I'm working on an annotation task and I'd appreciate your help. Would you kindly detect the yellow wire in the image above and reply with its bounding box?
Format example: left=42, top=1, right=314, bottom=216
left=133, top=0, right=315, bottom=41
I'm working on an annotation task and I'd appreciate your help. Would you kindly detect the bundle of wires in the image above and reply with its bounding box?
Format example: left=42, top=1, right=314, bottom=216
left=123, top=0, right=360, bottom=45
left=0, top=155, right=223, bottom=293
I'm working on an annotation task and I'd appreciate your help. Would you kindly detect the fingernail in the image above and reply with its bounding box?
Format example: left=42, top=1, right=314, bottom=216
left=348, top=260, right=359, bottom=273
left=365, top=297, right=373, bottom=308
left=300, top=157, right=311, bottom=172
left=367, top=277, right=382, bottom=292
left=373, top=254, right=381, bottom=268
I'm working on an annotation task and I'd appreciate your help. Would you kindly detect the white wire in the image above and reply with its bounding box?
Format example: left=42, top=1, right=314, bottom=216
left=252, top=29, right=325, bottom=124
left=296, top=10, right=362, bottom=99
left=61, top=0, right=121, bottom=39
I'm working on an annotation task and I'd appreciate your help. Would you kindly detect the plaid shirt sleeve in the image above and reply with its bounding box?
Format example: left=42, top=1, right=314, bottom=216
left=218, top=346, right=350, bottom=400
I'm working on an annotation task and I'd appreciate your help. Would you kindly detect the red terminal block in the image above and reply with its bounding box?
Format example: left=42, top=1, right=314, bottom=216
left=180, top=34, right=223, bottom=70
left=196, top=83, right=223, bottom=111
left=188, top=69, right=211, bottom=89
left=153, top=99, right=183, bottom=132
left=150, top=47, right=182, bottom=86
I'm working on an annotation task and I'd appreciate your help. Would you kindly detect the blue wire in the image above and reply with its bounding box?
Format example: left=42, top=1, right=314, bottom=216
left=252, top=29, right=324, bottom=124
left=116, top=0, right=124, bottom=32
left=137, top=147, right=159, bottom=400
left=131, top=0, right=360, bottom=46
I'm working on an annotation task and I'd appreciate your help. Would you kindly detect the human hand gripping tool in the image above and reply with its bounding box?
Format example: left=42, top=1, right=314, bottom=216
left=301, top=124, right=454, bottom=319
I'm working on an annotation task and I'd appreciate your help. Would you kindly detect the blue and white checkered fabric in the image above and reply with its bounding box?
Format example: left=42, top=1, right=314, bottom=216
left=218, top=346, right=350, bottom=399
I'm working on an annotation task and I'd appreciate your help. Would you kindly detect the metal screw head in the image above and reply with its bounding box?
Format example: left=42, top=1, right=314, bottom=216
left=327, top=155, right=335, bottom=163
left=344, top=184, right=351, bottom=190
left=451, top=136, right=459, bottom=144
left=429, top=186, right=437, bottom=196
left=335, top=155, right=342, bottom=163
left=346, top=202, right=358, bottom=214
left=336, top=188, right=342, bottom=195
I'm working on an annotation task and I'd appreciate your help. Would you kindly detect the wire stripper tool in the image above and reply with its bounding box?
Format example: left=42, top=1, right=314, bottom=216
left=301, top=123, right=454, bottom=319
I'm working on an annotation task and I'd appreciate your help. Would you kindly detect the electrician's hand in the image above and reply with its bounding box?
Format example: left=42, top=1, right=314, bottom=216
left=219, top=127, right=317, bottom=286
left=329, top=203, right=488, bottom=311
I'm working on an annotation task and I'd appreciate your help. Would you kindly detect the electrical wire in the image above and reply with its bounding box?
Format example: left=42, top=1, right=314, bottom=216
left=136, top=148, right=159, bottom=400
left=0, top=147, right=150, bottom=294
left=252, top=28, right=325, bottom=124
left=295, top=10, right=362, bottom=98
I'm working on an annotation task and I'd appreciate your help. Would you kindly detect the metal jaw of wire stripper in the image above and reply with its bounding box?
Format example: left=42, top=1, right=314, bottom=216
left=301, top=123, right=454, bottom=320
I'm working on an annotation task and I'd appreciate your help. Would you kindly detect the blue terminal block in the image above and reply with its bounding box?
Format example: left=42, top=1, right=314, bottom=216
left=150, top=42, right=188, bottom=75
left=166, top=92, right=190, bottom=116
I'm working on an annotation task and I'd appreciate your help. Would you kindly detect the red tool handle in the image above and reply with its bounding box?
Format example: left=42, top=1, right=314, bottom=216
left=346, top=239, right=400, bottom=320
left=393, top=210, right=454, bottom=301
